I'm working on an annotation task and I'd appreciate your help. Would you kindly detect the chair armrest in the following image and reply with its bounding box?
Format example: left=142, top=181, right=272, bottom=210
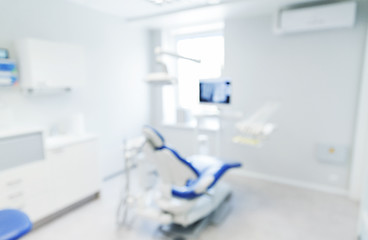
left=193, top=175, right=215, bottom=194
left=171, top=162, right=241, bottom=199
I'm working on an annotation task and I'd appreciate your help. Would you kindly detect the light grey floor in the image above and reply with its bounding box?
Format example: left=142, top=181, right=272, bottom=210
left=23, top=174, right=359, bottom=240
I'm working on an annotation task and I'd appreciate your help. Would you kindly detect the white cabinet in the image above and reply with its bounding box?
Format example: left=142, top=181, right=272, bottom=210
left=0, top=131, right=100, bottom=223
left=15, top=38, right=86, bottom=91
left=46, top=138, right=100, bottom=215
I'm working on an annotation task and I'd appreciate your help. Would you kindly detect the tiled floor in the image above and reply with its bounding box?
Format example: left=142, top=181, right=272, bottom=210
left=24, top=173, right=359, bottom=240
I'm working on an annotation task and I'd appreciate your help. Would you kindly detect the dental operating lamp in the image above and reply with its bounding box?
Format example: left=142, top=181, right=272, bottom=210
left=145, top=47, right=201, bottom=85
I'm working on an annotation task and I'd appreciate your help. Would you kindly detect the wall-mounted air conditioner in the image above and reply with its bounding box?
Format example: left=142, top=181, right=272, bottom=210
left=274, top=1, right=357, bottom=34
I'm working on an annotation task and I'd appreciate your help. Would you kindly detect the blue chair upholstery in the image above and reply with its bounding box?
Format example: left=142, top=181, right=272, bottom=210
left=170, top=150, right=241, bottom=199
left=143, top=126, right=242, bottom=200
left=0, top=209, right=32, bottom=240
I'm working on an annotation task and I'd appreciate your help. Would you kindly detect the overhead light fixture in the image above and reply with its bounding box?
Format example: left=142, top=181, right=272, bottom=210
left=146, top=72, right=176, bottom=85
left=206, top=0, right=221, bottom=4
left=145, top=47, right=200, bottom=85
left=145, top=0, right=206, bottom=6
left=146, top=0, right=177, bottom=6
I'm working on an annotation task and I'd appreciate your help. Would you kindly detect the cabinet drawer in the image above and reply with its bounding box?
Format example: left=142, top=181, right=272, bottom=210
left=0, top=161, right=50, bottom=197
left=0, top=190, right=26, bottom=210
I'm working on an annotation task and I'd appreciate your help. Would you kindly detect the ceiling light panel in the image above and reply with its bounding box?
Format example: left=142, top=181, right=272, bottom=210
left=145, top=0, right=210, bottom=6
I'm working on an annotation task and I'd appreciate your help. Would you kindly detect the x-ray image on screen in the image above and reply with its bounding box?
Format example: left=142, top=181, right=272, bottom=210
left=199, top=79, right=231, bottom=104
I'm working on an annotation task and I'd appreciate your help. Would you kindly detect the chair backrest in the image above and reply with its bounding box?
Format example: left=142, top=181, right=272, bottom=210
left=143, top=126, right=198, bottom=188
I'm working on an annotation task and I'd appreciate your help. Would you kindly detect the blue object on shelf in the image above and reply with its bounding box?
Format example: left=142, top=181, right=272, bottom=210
left=0, top=63, right=15, bottom=71
left=0, top=60, right=18, bottom=86
left=0, top=209, right=32, bottom=240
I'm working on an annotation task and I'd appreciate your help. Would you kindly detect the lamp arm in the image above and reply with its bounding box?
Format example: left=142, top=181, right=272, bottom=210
left=155, top=47, right=201, bottom=63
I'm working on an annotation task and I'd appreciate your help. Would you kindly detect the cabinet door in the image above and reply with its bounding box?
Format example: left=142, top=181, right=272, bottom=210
left=46, top=139, right=100, bottom=213
left=16, top=38, right=86, bottom=89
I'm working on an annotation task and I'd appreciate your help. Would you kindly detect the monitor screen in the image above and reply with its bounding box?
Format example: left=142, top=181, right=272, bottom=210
left=199, top=78, right=231, bottom=104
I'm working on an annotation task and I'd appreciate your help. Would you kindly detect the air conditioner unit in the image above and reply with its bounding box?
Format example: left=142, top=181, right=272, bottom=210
left=274, top=1, right=357, bottom=34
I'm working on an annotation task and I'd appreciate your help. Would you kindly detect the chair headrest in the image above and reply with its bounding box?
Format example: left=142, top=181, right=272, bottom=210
left=143, top=126, right=165, bottom=149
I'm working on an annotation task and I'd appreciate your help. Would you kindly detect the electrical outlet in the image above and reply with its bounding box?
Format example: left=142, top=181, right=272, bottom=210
left=317, top=144, right=349, bottom=164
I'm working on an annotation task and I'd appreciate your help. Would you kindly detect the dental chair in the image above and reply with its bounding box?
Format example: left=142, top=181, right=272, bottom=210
left=142, top=126, right=241, bottom=232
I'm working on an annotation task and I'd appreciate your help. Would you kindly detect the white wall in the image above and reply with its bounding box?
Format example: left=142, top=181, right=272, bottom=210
left=155, top=3, right=368, bottom=192
left=222, top=5, right=367, bottom=190
left=0, top=0, right=149, bottom=178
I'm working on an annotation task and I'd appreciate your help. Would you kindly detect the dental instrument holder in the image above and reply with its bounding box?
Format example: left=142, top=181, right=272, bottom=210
left=117, top=136, right=147, bottom=226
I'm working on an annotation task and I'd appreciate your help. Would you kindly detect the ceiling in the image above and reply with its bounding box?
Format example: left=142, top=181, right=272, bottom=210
left=66, top=0, right=219, bottom=18
left=65, top=0, right=320, bottom=27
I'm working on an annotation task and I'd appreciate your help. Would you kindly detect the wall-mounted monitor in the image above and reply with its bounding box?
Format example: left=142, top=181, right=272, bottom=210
left=199, top=78, right=231, bottom=104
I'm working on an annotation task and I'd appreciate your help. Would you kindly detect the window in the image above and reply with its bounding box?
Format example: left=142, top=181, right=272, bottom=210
left=177, top=35, right=224, bottom=110
left=162, top=26, right=224, bottom=125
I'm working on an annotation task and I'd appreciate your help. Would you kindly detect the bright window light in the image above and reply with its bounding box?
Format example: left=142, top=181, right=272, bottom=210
left=176, top=35, right=224, bottom=110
